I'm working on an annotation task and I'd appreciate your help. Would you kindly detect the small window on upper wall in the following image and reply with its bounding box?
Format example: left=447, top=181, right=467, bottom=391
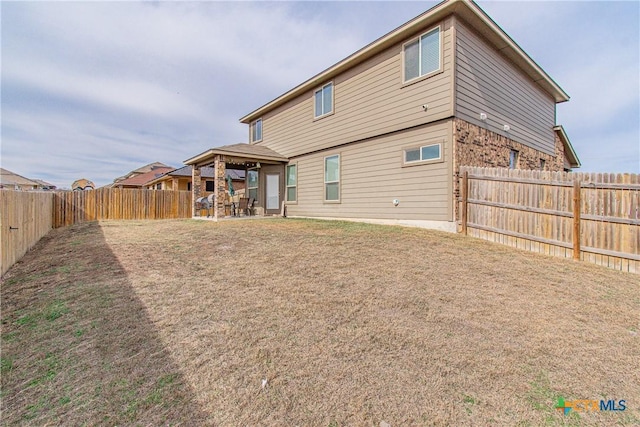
left=539, top=159, right=546, bottom=170
left=509, top=150, right=519, bottom=169
left=314, top=82, right=333, bottom=118
left=251, top=119, right=262, bottom=142
left=205, top=180, right=215, bottom=192
left=403, top=26, right=441, bottom=83
left=403, top=142, right=442, bottom=165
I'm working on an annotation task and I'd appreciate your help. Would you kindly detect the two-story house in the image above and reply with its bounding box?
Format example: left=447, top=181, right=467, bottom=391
left=185, top=0, right=580, bottom=230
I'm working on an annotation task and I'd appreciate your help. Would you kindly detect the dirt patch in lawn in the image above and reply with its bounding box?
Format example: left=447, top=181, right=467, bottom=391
left=2, top=218, right=638, bottom=426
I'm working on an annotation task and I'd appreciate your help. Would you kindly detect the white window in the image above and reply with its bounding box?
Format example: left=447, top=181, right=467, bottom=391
left=404, top=143, right=442, bottom=164
left=314, top=82, right=333, bottom=118
left=509, top=149, right=519, bottom=169
left=324, top=155, right=340, bottom=202
left=247, top=169, right=259, bottom=200
left=286, top=164, right=297, bottom=202
left=251, top=119, right=262, bottom=142
left=404, top=26, right=441, bottom=82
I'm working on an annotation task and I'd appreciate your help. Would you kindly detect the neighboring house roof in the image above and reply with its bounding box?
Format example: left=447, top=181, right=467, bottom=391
left=71, top=178, right=95, bottom=190
left=184, top=143, right=288, bottom=166
left=130, top=161, right=171, bottom=175
left=109, top=161, right=173, bottom=186
left=554, top=125, right=581, bottom=169
left=114, top=167, right=175, bottom=187
left=145, top=166, right=246, bottom=187
left=32, top=179, right=56, bottom=189
left=0, top=168, right=39, bottom=187
left=240, top=0, right=569, bottom=124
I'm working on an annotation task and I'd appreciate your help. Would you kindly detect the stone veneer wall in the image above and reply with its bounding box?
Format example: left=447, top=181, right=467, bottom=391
left=453, top=118, right=567, bottom=220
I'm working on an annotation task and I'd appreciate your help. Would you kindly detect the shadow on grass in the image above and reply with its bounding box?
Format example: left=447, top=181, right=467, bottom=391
left=0, top=222, right=209, bottom=425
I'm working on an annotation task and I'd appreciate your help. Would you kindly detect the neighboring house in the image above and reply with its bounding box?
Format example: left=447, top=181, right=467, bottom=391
left=107, top=162, right=172, bottom=188
left=144, top=166, right=246, bottom=195
left=71, top=178, right=95, bottom=191
left=112, top=167, right=174, bottom=189
left=0, top=168, right=56, bottom=191
left=185, top=0, right=580, bottom=228
left=32, top=179, right=57, bottom=191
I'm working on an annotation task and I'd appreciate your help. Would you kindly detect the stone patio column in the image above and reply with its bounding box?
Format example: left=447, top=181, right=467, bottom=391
left=192, top=166, right=202, bottom=217
left=172, top=177, right=179, bottom=191
left=214, top=155, right=226, bottom=219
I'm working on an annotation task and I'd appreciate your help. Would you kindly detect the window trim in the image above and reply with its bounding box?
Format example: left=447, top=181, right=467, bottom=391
left=323, top=154, right=341, bottom=203
left=251, top=118, right=263, bottom=143
left=402, top=141, right=444, bottom=167
left=285, top=163, right=297, bottom=204
left=313, top=82, right=334, bottom=120
left=247, top=168, right=259, bottom=201
left=401, top=25, right=443, bottom=86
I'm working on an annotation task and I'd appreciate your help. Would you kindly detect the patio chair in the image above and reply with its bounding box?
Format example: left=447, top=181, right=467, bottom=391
left=237, top=197, right=248, bottom=216
left=247, top=198, right=255, bottom=216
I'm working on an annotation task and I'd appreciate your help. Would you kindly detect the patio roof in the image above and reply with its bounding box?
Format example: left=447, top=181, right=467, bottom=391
left=184, top=143, right=288, bottom=167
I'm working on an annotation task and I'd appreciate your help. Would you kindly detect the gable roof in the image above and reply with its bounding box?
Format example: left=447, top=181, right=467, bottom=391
left=240, top=0, right=568, bottom=124
left=110, top=161, right=173, bottom=185
left=71, top=178, right=95, bottom=190
left=554, top=125, right=581, bottom=169
left=114, top=167, right=175, bottom=187
left=184, top=143, right=288, bottom=167
left=0, top=168, right=39, bottom=187
left=144, top=166, right=247, bottom=187
left=32, top=179, right=55, bottom=188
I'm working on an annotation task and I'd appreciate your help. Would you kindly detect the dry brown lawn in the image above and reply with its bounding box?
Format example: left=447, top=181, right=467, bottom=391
left=1, top=218, right=638, bottom=426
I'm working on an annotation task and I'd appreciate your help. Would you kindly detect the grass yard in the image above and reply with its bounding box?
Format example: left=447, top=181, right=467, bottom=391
left=1, top=218, right=638, bottom=426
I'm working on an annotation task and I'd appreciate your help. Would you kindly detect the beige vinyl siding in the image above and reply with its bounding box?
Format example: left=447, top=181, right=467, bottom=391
left=454, top=19, right=556, bottom=155
left=258, top=17, right=455, bottom=158
left=286, top=120, right=452, bottom=221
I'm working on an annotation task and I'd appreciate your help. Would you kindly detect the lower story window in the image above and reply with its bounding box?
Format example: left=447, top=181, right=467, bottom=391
left=247, top=169, right=259, bottom=200
left=286, top=164, right=297, bottom=202
left=324, top=154, right=340, bottom=202
left=509, top=149, right=519, bottom=169
left=205, top=180, right=214, bottom=192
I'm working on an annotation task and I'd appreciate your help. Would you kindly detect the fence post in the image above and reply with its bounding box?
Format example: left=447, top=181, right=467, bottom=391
left=461, top=171, right=468, bottom=235
left=572, top=179, right=581, bottom=260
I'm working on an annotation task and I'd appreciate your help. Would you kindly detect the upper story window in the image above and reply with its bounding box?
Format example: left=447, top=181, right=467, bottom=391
left=251, top=118, right=262, bottom=142
left=314, top=82, right=333, bottom=118
left=403, top=26, right=441, bottom=82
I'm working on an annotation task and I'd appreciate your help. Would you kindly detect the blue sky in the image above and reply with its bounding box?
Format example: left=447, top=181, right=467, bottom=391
left=1, top=1, right=638, bottom=188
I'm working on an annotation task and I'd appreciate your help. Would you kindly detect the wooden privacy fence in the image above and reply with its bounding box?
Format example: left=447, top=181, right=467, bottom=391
left=459, top=167, right=640, bottom=273
left=1, top=190, right=53, bottom=276
left=53, top=188, right=192, bottom=228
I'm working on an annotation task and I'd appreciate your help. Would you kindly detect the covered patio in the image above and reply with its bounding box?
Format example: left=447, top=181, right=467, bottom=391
left=184, top=143, right=289, bottom=219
